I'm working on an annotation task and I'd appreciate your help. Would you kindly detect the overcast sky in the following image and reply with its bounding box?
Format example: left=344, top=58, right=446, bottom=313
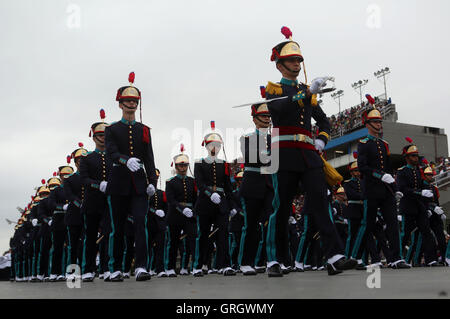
left=1, top=0, right=449, bottom=253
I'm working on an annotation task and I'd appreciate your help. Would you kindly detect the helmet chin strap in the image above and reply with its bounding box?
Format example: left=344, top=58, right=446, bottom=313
left=368, top=121, right=383, bottom=137
left=281, top=61, right=300, bottom=77
left=254, top=116, right=271, bottom=127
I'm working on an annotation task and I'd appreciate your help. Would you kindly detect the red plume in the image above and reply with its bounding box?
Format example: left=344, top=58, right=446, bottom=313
left=353, top=151, right=358, bottom=159
left=405, top=137, right=413, bottom=144
left=100, top=109, right=106, bottom=120
left=365, top=94, right=375, bottom=105
left=422, top=158, right=429, bottom=165
left=170, top=162, right=173, bottom=167
left=210, top=121, right=215, bottom=130
left=180, top=143, right=185, bottom=153
left=281, top=26, right=292, bottom=39
left=67, top=155, right=72, bottom=164
left=41, top=179, right=45, bottom=185
left=260, top=86, right=266, bottom=98
left=53, top=172, right=57, bottom=177
left=78, top=142, right=83, bottom=147
left=89, top=130, right=92, bottom=137
left=128, top=72, right=135, bottom=84
left=240, top=163, right=244, bottom=170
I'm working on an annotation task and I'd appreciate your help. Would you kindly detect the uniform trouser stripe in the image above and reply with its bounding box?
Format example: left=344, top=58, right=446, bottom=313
left=181, top=237, right=186, bottom=269
left=238, top=198, right=248, bottom=266
left=81, top=219, right=87, bottom=274
left=351, top=200, right=368, bottom=259
left=266, top=173, right=280, bottom=263
left=345, top=221, right=352, bottom=258
left=193, top=216, right=201, bottom=269
left=405, top=230, right=416, bottom=263
left=445, top=239, right=450, bottom=259
left=48, top=233, right=54, bottom=275
left=165, top=228, right=171, bottom=270
left=107, top=196, right=115, bottom=273
left=413, top=233, right=423, bottom=265
left=122, top=236, right=127, bottom=272
left=66, top=227, right=72, bottom=269
left=399, top=216, right=405, bottom=259
left=295, top=215, right=308, bottom=262
left=144, top=214, right=149, bottom=270
left=254, top=224, right=264, bottom=266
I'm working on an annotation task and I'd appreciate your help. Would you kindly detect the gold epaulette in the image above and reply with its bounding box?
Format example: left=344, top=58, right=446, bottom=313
left=397, top=166, right=405, bottom=171
left=311, top=93, right=318, bottom=106
left=266, top=81, right=282, bottom=96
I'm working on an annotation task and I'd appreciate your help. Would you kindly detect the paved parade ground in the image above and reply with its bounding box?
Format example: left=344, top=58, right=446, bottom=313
left=1, top=267, right=449, bottom=299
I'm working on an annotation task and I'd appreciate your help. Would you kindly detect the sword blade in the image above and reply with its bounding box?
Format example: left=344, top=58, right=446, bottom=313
left=232, top=96, right=288, bottom=108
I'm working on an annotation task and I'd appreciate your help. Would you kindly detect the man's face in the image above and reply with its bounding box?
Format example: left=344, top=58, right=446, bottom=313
left=119, top=99, right=138, bottom=114
left=336, top=193, right=346, bottom=202
left=351, top=170, right=361, bottom=179
left=253, top=115, right=271, bottom=128
left=175, top=163, right=188, bottom=175
left=407, top=154, right=419, bottom=166
left=424, top=174, right=433, bottom=183
left=278, top=57, right=301, bottom=76
left=206, top=142, right=221, bottom=157
left=94, top=134, right=105, bottom=148
left=366, top=120, right=382, bottom=135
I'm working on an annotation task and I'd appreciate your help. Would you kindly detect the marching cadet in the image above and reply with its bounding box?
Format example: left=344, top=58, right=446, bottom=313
left=29, top=196, right=43, bottom=282
left=80, top=110, right=112, bottom=282
left=36, top=181, right=53, bottom=281
left=422, top=166, right=448, bottom=264
left=64, top=142, right=88, bottom=272
left=165, top=145, right=197, bottom=277
left=229, top=168, right=244, bottom=272
left=147, top=168, right=168, bottom=277
left=105, top=72, right=157, bottom=282
left=331, top=186, right=349, bottom=245
left=48, top=162, right=74, bottom=281
left=238, top=102, right=274, bottom=275
left=342, top=156, right=380, bottom=269
left=352, top=96, right=409, bottom=269
left=397, top=141, right=438, bottom=266
left=263, top=26, right=355, bottom=276
left=193, top=121, right=237, bottom=277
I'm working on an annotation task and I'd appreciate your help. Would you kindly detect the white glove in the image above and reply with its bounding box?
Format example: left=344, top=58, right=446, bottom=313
left=126, top=157, right=141, bottom=172
left=210, top=192, right=221, bottom=204
left=332, top=208, right=337, bottom=216
left=31, top=219, right=38, bottom=227
left=48, top=219, right=53, bottom=226
left=99, top=181, right=108, bottom=193
left=63, top=204, right=69, bottom=211
left=343, top=219, right=348, bottom=225
left=288, top=216, right=297, bottom=225
left=421, top=189, right=433, bottom=198
left=309, top=77, right=333, bottom=94
left=383, top=225, right=387, bottom=231
left=155, top=209, right=165, bottom=218
left=327, top=189, right=331, bottom=196
left=434, top=206, right=444, bottom=215
left=381, top=173, right=395, bottom=184
left=147, top=184, right=156, bottom=197
left=182, top=208, right=193, bottom=218
left=395, top=191, right=404, bottom=200
left=314, top=139, right=325, bottom=152
left=427, top=210, right=433, bottom=218
left=229, top=209, right=237, bottom=218
left=397, top=215, right=402, bottom=222
left=441, top=214, right=447, bottom=222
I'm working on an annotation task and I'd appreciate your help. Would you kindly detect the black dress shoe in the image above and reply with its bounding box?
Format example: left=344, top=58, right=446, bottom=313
left=111, top=274, right=124, bottom=282
left=193, top=271, right=203, bottom=277
left=281, top=267, right=290, bottom=274
left=355, top=263, right=367, bottom=270
left=327, top=263, right=343, bottom=276
left=255, top=267, right=266, bottom=273
left=334, top=257, right=358, bottom=271
left=427, top=261, right=440, bottom=267
left=391, top=261, right=411, bottom=269
left=136, top=271, right=151, bottom=281
left=223, top=268, right=236, bottom=276
left=267, top=264, right=283, bottom=277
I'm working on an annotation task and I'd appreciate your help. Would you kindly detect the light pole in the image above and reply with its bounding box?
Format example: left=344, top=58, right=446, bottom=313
left=331, top=90, right=344, bottom=115
left=351, top=79, right=368, bottom=105
left=374, top=67, right=390, bottom=100
left=331, top=90, right=344, bottom=136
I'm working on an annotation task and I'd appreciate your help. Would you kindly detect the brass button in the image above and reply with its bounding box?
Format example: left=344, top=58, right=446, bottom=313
left=130, top=152, right=134, bottom=155
left=129, top=131, right=132, bottom=134
left=130, top=146, right=134, bottom=150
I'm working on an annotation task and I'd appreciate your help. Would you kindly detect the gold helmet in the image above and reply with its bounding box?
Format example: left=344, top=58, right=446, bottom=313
left=335, top=186, right=345, bottom=195
left=348, top=152, right=358, bottom=171
left=47, top=172, right=61, bottom=189
left=271, top=26, right=303, bottom=62
left=402, top=137, right=419, bottom=156
left=362, top=94, right=382, bottom=124
left=423, top=166, right=434, bottom=175
left=71, top=142, right=88, bottom=161
left=202, top=121, right=223, bottom=146
left=59, top=157, right=75, bottom=179
left=172, top=144, right=190, bottom=166
left=90, top=109, right=110, bottom=137
left=116, top=72, right=141, bottom=102
left=37, top=179, right=50, bottom=196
